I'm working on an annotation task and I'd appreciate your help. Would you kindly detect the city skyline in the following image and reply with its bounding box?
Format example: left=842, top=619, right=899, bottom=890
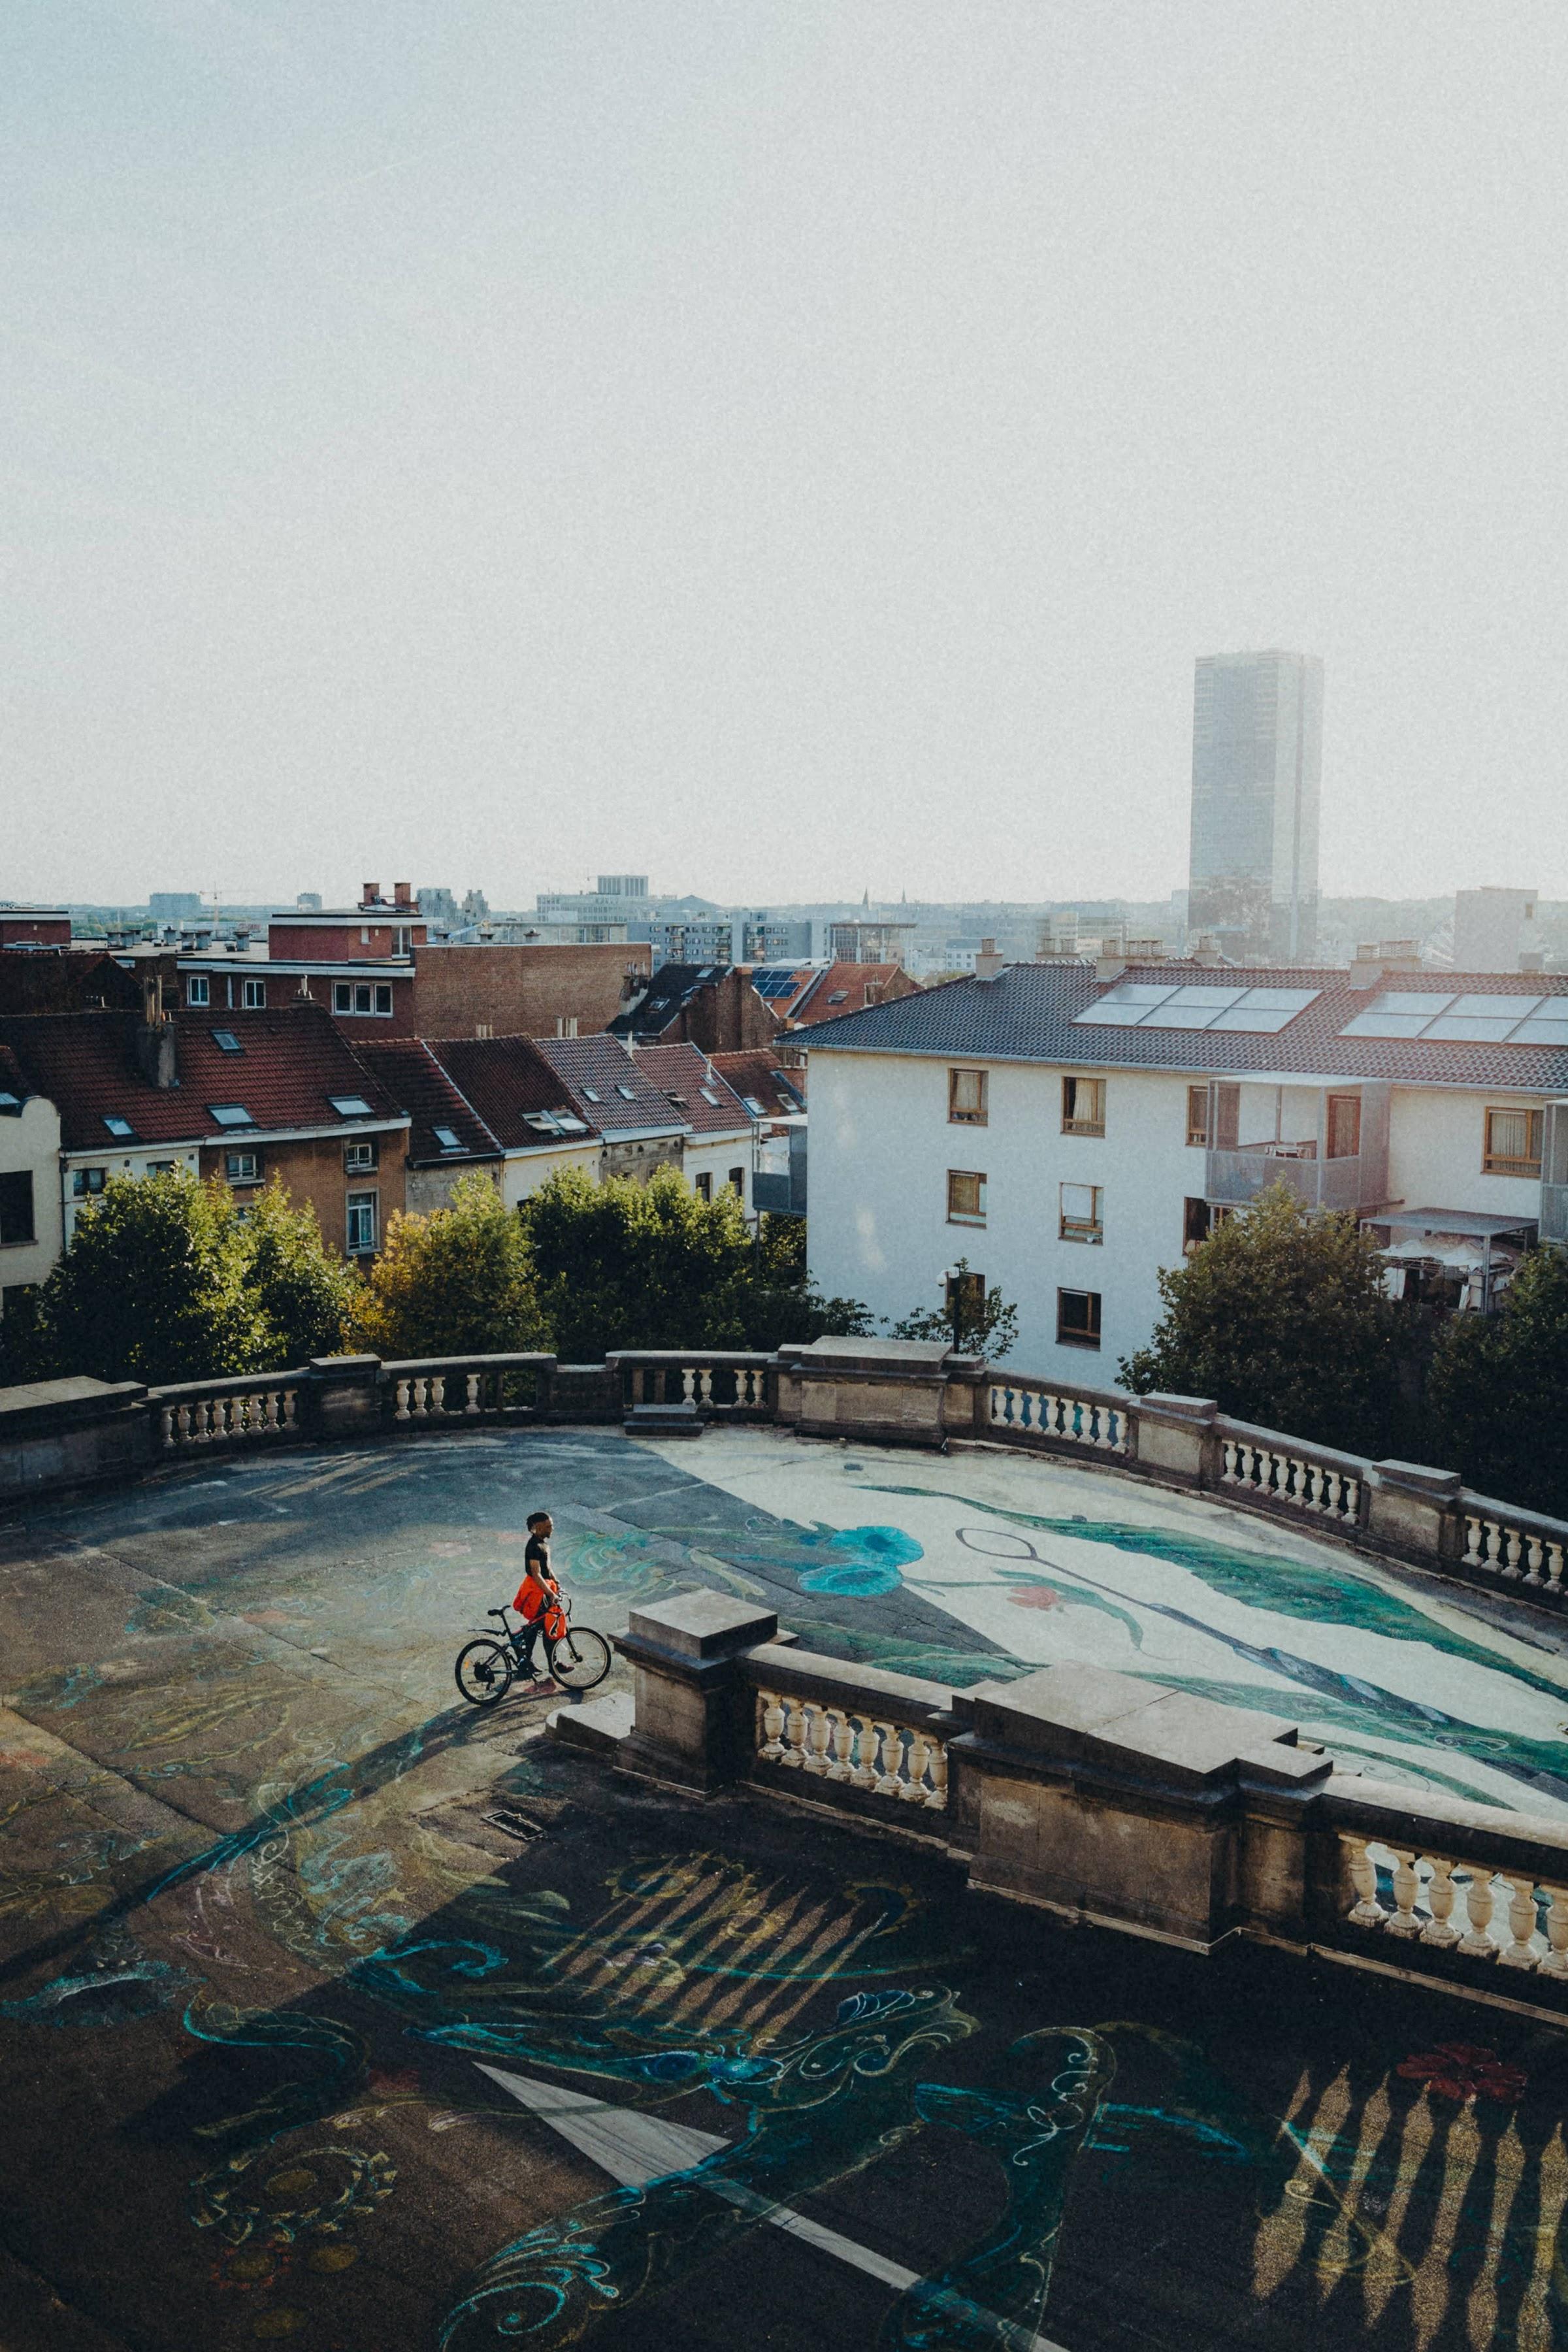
left=5, top=5, right=1568, bottom=908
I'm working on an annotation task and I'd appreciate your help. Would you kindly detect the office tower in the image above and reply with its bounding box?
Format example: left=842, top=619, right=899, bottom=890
left=1187, top=650, right=1323, bottom=962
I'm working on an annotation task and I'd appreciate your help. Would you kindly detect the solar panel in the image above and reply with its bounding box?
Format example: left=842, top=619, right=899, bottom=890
left=1339, top=988, right=1565, bottom=1045
left=1512, top=1017, right=1568, bottom=1047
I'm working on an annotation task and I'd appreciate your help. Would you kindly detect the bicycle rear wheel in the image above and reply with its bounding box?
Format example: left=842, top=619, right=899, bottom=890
left=455, top=1638, right=515, bottom=1707
left=547, top=1626, right=610, bottom=1692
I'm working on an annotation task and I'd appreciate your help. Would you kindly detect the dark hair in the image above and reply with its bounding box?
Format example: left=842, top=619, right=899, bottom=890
left=526, top=1511, right=549, bottom=1529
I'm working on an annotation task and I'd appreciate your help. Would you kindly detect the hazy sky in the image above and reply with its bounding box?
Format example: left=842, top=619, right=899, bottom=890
left=5, top=2, right=1566, bottom=911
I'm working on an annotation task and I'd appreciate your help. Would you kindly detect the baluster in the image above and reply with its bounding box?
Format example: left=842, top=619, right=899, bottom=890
left=465, top=1373, right=482, bottom=1416
left=924, top=1742, right=948, bottom=1810
left=1462, top=1513, right=1485, bottom=1567
left=1420, top=1855, right=1462, bottom=1946
left=851, top=1720, right=879, bottom=1790
left=394, top=1379, right=412, bottom=1422
left=700, top=1367, right=715, bottom=1407
left=159, top=1405, right=176, bottom=1449
left=1522, top=1535, right=1545, bottom=1588
left=1498, top=1876, right=1541, bottom=1968
left=1546, top=1543, right=1565, bottom=1599
left=873, top=1722, right=902, bottom=1798
left=1220, top=1439, right=1239, bottom=1483
left=827, top=1712, right=855, bottom=1782
left=781, top=1696, right=808, bottom=1771
left=899, top=1725, right=930, bottom=1803
left=197, top=1399, right=215, bottom=1443
left=1458, top=1868, right=1499, bottom=1956
left=1384, top=1848, right=1422, bottom=1936
left=1539, top=1887, right=1568, bottom=1979
left=987, top=1385, right=1003, bottom=1427
left=681, top=1367, right=696, bottom=1405
left=803, top=1706, right=832, bottom=1776
left=1499, top=1526, right=1523, bottom=1582
left=1346, top=1839, right=1388, bottom=1927
left=175, top=1403, right=192, bottom=1445
left=758, top=1690, right=785, bottom=1763
left=282, top=1386, right=298, bottom=1431
left=260, top=1388, right=277, bottom=1433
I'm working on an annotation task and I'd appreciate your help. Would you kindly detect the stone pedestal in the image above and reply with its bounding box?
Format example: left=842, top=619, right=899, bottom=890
left=614, top=1591, right=781, bottom=1791
left=303, top=1355, right=384, bottom=1440
left=1130, top=1393, right=1217, bottom=1484
left=1367, top=1460, right=1463, bottom=1561
left=775, top=1337, right=967, bottom=1448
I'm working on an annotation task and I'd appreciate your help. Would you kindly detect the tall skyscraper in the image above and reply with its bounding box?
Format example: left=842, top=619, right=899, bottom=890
left=1187, top=650, right=1322, bottom=962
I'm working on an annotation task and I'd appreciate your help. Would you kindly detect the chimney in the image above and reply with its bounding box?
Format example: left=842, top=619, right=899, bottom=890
left=1520, top=948, right=1544, bottom=973
left=1348, top=945, right=1384, bottom=990
left=1190, top=933, right=1223, bottom=966
left=361, top=881, right=380, bottom=908
left=393, top=882, right=412, bottom=909
left=134, top=975, right=177, bottom=1088
left=1094, top=953, right=1127, bottom=983
left=975, top=937, right=1005, bottom=981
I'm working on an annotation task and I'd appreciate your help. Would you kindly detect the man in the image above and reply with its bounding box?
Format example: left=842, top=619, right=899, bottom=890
left=512, top=1511, right=560, bottom=1693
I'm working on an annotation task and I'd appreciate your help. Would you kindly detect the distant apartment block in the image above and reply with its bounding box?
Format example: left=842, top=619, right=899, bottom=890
left=148, top=892, right=205, bottom=923
left=1454, top=887, right=1538, bottom=973
left=1188, top=651, right=1322, bottom=961
left=0, top=908, right=71, bottom=951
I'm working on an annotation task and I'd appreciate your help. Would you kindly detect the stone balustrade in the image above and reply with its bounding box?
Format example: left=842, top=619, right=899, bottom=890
left=3, top=1336, right=1567, bottom=1628
left=157, top=1375, right=301, bottom=1450
left=383, top=1354, right=553, bottom=1427
left=985, top=1375, right=1127, bottom=1454
left=592, top=1585, right=1568, bottom=2021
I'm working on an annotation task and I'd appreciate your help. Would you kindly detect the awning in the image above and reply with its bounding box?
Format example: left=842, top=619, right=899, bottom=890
left=1375, top=1207, right=1537, bottom=1241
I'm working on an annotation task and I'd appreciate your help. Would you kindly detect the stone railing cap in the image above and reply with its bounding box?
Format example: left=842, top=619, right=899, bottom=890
left=308, top=1353, right=382, bottom=1376
left=1136, top=1393, right=1218, bottom=1425
left=1368, top=1460, right=1463, bottom=1499
left=779, top=1336, right=953, bottom=1369
left=627, top=1589, right=779, bottom=1659
left=965, top=1663, right=1298, bottom=1782
left=0, top=1375, right=147, bottom=1429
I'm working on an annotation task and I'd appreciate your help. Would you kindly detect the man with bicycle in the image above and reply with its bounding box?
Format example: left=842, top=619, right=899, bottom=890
left=512, top=1511, right=561, bottom=1694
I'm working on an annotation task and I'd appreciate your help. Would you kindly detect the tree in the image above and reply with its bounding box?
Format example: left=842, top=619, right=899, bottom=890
left=1426, top=1245, right=1568, bottom=1518
left=33, top=1169, right=266, bottom=1386
left=1119, top=1183, right=1402, bottom=1456
left=518, top=1169, right=871, bottom=1358
left=891, top=1260, right=1020, bottom=1358
left=244, top=1181, right=361, bottom=1367
left=352, top=1171, right=548, bottom=1359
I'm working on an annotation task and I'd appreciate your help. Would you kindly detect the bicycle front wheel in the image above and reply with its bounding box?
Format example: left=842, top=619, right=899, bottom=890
left=547, top=1626, right=610, bottom=1692
left=455, top=1638, right=515, bottom=1707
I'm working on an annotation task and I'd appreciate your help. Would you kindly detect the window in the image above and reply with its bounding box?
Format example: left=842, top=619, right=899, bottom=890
left=328, top=1094, right=374, bottom=1118
left=700, top=1087, right=721, bottom=1106
left=344, top=1139, right=378, bottom=1173
left=742, top=1095, right=765, bottom=1116
left=432, top=1125, right=463, bottom=1153
left=186, top=975, right=210, bottom=1007
left=1483, top=1107, right=1544, bottom=1178
left=208, top=1103, right=254, bottom=1128
left=728, top=1167, right=744, bottom=1196
left=1062, top=1076, right=1105, bottom=1136
left=949, top=1068, right=988, bottom=1126
left=1057, top=1288, right=1102, bottom=1349
left=72, top=1167, right=107, bottom=1198
left=694, top=1171, right=712, bottom=1202
left=242, top=978, right=267, bottom=1009
left=374, top=983, right=393, bottom=1015
left=555, top=1015, right=579, bottom=1039
left=146, top=1162, right=176, bottom=1178
left=225, top=1151, right=261, bottom=1184
left=1060, top=1183, right=1102, bottom=1243
left=0, top=1171, right=35, bottom=1246
left=346, top=1190, right=378, bottom=1254
left=333, top=983, right=353, bottom=1013
left=615, top=1084, right=636, bottom=1100
left=355, top=984, right=374, bottom=1014
left=1183, top=1197, right=1211, bottom=1254
left=102, top=1115, right=137, bottom=1140
left=947, top=1169, right=987, bottom=1226
left=581, top=1088, right=602, bottom=1103
left=1186, top=1086, right=1209, bottom=1147
left=212, top=1029, right=243, bottom=1054
left=1326, top=1094, right=1362, bottom=1160
left=393, top=926, right=412, bottom=957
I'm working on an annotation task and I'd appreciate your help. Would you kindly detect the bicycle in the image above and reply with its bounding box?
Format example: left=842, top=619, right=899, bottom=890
left=454, top=1595, right=612, bottom=1707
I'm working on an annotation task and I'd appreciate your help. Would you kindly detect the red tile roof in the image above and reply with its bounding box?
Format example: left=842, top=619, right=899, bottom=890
left=786, top=963, right=915, bottom=1026
left=0, top=1004, right=406, bottom=1152
left=708, top=1051, right=806, bottom=1120
left=629, top=1043, right=751, bottom=1135
left=351, top=1039, right=502, bottom=1162
left=423, top=1035, right=593, bottom=1152
left=532, top=1036, right=689, bottom=1137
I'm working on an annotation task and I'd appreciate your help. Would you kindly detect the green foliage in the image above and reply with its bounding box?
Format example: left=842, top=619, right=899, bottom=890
left=1426, top=1245, right=1568, bottom=1517
left=29, top=1169, right=350, bottom=1386
left=351, top=1171, right=548, bottom=1359
left=519, top=1169, right=872, bottom=1357
left=891, top=1259, right=1020, bottom=1358
left=1119, top=1183, right=1402, bottom=1456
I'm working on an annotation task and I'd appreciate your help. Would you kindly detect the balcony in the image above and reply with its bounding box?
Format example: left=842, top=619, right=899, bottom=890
left=1204, top=1079, right=1389, bottom=1214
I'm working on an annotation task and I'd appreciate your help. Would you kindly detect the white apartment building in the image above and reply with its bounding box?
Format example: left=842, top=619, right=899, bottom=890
left=804, top=960, right=1568, bottom=1382
left=0, top=1055, right=63, bottom=1335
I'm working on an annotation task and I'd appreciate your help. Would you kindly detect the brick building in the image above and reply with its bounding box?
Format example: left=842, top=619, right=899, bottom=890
left=608, top=964, right=781, bottom=1053
left=0, top=909, right=72, bottom=949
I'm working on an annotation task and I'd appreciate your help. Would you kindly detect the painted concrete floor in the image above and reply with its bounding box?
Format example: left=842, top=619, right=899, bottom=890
left=2, top=1426, right=1567, bottom=2351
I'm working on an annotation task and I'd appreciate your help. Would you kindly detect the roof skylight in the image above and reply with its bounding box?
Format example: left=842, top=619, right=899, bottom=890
left=103, top=1115, right=137, bottom=1139
left=1339, top=991, right=1561, bottom=1045
left=1075, top=983, right=1320, bottom=1036
left=211, top=1030, right=243, bottom=1053
left=327, top=1094, right=374, bottom=1117
left=432, top=1124, right=463, bottom=1152
left=207, top=1103, right=254, bottom=1128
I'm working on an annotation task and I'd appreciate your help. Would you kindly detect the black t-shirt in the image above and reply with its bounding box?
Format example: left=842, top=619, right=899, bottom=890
left=525, top=1532, right=552, bottom=1583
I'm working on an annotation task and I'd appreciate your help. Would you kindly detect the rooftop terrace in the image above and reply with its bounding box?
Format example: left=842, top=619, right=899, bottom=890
left=3, top=1416, right=1568, bottom=2348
